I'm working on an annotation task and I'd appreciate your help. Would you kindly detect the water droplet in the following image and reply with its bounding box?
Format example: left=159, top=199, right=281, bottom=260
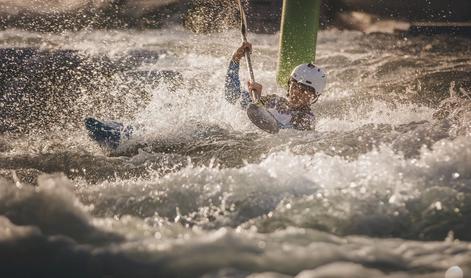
left=445, top=266, right=463, bottom=278
left=257, top=241, right=266, bottom=248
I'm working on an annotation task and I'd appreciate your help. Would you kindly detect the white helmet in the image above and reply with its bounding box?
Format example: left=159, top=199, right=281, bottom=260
left=290, top=63, right=327, bottom=94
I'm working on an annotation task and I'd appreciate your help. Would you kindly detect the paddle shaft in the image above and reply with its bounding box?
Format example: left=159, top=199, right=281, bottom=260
left=237, top=1, right=279, bottom=134
left=237, top=0, right=258, bottom=102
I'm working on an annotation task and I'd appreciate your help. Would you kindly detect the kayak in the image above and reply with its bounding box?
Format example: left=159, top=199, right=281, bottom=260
left=84, top=117, right=133, bottom=150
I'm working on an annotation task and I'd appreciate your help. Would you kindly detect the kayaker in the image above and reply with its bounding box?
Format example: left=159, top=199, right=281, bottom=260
left=85, top=42, right=327, bottom=150
left=225, top=42, right=327, bottom=130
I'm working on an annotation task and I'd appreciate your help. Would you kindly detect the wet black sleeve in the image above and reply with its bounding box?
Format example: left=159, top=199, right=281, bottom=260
left=291, top=111, right=315, bottom=130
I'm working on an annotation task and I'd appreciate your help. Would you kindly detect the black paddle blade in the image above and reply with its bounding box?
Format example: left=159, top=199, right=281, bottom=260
left=246, top=103, right=279, bottom=134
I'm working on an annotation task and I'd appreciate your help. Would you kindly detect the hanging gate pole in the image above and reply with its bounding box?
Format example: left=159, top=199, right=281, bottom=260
left=276, top=0, right=321, bottom=87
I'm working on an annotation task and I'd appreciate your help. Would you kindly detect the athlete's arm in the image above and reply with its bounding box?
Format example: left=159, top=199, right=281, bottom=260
left=224, top=42, right=252, bottom=108
left=224, top=60, right=241, bottom=104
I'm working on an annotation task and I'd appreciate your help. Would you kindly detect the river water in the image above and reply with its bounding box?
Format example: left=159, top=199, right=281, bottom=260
left=1, top=27, right=471, bottom=277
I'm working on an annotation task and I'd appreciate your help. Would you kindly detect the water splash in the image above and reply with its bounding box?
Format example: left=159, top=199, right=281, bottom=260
left=1, top=27, right=470, bottom=277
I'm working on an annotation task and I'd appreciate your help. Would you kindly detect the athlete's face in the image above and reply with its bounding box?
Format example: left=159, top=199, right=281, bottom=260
left=288, top=79, right=319, bottom=108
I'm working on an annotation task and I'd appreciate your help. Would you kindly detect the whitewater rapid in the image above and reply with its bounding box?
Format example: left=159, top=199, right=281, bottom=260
left=0, top=27, right=470, bottom=277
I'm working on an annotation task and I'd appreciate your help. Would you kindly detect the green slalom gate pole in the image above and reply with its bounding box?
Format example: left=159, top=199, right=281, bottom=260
left=276, top=0, right=321, bottom=87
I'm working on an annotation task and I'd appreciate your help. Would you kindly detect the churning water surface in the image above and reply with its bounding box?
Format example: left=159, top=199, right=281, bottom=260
left=0, top=27, right=471, bottom=277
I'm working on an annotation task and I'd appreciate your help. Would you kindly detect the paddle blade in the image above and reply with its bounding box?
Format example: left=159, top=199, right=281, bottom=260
left=246, top=103, right=279, bottom=134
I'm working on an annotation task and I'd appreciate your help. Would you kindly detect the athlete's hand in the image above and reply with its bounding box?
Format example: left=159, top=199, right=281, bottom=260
left=232, top=42, right=252, bottom=63
left=248, top=80, right=262, bottom=101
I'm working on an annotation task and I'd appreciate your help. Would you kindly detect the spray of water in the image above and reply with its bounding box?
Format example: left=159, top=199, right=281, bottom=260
left=0, top=26, right=470, bottom=277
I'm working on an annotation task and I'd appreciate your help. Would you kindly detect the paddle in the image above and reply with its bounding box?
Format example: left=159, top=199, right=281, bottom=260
left=237, top=0, right=279, bottom=134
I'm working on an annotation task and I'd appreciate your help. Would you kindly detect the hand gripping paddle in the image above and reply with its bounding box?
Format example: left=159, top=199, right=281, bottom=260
left=237, top=0, right=279, bottom=134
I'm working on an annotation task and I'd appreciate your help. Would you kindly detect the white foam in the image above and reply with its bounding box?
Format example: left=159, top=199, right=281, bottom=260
left=316, top=100, right=434, bottom=132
